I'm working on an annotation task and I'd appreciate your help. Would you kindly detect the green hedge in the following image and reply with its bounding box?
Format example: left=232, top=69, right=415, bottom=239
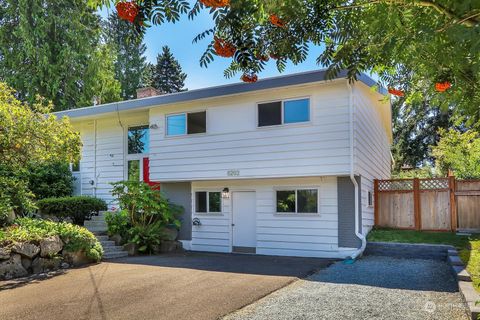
left=0, top=218, right=103, bottom=261
left=37, top=196, right=107, bottom=225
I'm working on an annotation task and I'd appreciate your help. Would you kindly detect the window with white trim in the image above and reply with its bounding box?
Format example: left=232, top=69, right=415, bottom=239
left=258, top=98, right=310, bottom=127
left=276, top=189, right=318, bottom=213
left=166, top=111, right=206, bottom=136
left=368, top=190, right=373, bottom=207
left=195, top=191, right=221, bottom=213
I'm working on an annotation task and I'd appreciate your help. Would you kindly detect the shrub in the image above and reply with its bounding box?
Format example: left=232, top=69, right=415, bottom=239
left=28, top=161, right=74, bottom=200
left=37, top=196, right=107, bottom=225
left=108, top=181, right=183, bottom=253
left=0, top=218, right=103, bottom=261
left=111, top=181, right=182, bottom=229
left=129, top=222, right=165, bottom=254
left=105, top=210, right=131, bottom=240
left=0, top=167, right=36, bottom=219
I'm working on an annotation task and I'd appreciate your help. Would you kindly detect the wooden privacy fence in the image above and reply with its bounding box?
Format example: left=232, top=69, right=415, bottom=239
left=374, top=177, right=480, bottom=232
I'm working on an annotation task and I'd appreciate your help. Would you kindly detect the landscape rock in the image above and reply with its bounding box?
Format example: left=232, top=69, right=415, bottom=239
left=21, top=257, right=32, bottom=270
left=0, top=247, right=11, bottom=260
left=63, top=250, right=91, bottom=267
left=0, top=254, right=28, bottom=280
left=12, top=242, right=40, bottom=259
left=61, top=262, right=70, bottom=269
left=160, top=227, right=178, bottom=241
left=159, top=240, right=182, bottom=253
left=111, top=234, right=123, bottom=246
left=40, top=235, right=63, bottom=257
left=123, top=243, right=138, bottom=256
left=31, top=257, right=62, bottom=274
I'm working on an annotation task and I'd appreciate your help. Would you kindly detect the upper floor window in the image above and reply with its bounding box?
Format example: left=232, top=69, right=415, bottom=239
left=166, top=111, right=206, bottom=136
left=128, top=125, right=149, bottom=154
left=258, top=98, right=310, bottom=127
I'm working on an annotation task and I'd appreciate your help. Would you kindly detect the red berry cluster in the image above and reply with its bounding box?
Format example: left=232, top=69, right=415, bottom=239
left=241, top=73, right=258, bottom=83
left=200, top=0, right=230, bottom=8
left=435, top=81, right=451, bottom=92
left=213, top=37, right=236, bottom=58
left=116, top=1, right=139, bottom=23
left=388, top=88, right=405, bottom=97
left=269, top=14, right=286, bottom=28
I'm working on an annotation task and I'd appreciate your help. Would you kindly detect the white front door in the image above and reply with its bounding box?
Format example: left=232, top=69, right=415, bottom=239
left=232, top=191, right=257, bottom=252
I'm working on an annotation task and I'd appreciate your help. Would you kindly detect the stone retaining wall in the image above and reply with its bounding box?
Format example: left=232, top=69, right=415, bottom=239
left=0, top=236, right=93, bottom=280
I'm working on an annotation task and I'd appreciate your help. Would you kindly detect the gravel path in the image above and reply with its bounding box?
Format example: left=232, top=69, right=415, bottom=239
left=223, top=256, right=470, bottom=320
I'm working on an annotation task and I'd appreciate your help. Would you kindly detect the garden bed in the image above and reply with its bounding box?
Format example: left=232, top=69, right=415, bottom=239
left=0, top=218, right=103, bottom=280
left=368, top=228, right=480, bottom=291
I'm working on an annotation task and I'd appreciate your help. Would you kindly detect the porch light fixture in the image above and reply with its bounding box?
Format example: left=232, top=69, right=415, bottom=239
left=222, top=188, right=230, bottom=199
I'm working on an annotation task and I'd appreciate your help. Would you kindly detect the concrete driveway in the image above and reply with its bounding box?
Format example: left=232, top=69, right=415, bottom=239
left=0, top=252, right=333, bottom=320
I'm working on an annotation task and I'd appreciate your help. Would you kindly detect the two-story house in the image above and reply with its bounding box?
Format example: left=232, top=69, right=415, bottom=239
left=54, top=69, right=392, bottom=259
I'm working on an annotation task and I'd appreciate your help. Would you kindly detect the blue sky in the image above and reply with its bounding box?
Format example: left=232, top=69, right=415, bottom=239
left=99, top=5, right=326, bottom=90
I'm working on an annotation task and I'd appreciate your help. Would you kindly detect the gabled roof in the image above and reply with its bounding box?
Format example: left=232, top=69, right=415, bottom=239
left=54, top=69, right=385, bottom=119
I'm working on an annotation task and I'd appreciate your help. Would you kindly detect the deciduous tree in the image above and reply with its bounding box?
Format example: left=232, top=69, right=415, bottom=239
left=90, top=0, right=480, bottom=123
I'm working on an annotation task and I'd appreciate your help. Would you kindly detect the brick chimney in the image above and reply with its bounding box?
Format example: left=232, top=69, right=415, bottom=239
left=136, top=87, right=162, bottom=99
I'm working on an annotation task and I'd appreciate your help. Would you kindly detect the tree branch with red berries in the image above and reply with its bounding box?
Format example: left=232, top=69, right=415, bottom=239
left=88, top=0, right=480, bottom=124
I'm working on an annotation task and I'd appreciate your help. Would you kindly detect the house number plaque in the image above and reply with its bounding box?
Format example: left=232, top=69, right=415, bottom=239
left=227, top=170, right=240, bottom=177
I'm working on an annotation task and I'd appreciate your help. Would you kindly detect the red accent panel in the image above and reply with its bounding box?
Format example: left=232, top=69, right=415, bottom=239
left=143, top=157, right=150, bottom=183
left=143, top=157, right=161, bottom=190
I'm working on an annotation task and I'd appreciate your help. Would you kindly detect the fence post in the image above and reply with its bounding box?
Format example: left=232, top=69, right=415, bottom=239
left=449, top=176, right=457, bottom=232
left=374, top=179, right=379, bottom=226
left=413, top=178, right=421, bottom=230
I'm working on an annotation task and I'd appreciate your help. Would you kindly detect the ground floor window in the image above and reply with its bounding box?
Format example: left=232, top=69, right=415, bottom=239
left=195, top=191, right=221, bottom=213
left=276, top=189, right=318, bottom=213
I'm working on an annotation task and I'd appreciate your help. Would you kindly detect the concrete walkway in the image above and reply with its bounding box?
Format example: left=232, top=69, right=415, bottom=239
left=224, top=256, right=470, bottom=320
left=0, top=252, right=333, bottom=320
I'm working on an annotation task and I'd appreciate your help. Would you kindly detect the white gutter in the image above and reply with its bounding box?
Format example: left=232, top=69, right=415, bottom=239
left=347, top=81, right=366, bottom=260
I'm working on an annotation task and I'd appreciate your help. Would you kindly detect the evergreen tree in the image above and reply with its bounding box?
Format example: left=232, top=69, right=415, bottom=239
left=141, top=62, right=156, bottom=88
left=104, top=13, right=147, bottom=100
left=392, top=98, right=452, bottom=173
left=0, top=0, right=121, bottom=111
left=152, top=46, right=187, bottom=93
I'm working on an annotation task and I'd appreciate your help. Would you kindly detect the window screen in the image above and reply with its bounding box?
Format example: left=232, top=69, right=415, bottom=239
left=284, top=99, right=310, bottom=123
left=258, top=101, right=282, bottom=127
left=187, top=111, right=206, bottom=134
left=167, top=114, right=186, bottom=136
left=297, top=189, right=318, bottom=213
left=208, top=192, right=221, bottom=212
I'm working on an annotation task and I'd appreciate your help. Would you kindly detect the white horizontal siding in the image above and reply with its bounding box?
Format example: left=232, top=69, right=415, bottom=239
left=353, top=84, right=391, bottom=234
left=190, top=177, right=344, bottom=258
left=149, top=82, right=351, bottom=181
left=76, top=113, right=148, bottom=206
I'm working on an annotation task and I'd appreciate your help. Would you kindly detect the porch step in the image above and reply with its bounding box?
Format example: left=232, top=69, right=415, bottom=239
left=103, top=251, right=129, bottom=260
left=84, top=212, right=129, bottom=261
left=96, top=235, right=110, bottom=242
left=99, top=240, right=117, bottom=248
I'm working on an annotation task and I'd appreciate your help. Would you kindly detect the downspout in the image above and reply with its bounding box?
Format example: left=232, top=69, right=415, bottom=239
left=93, top=119, right=97, bottom=198
left=347, top=81, right=366, bottom=260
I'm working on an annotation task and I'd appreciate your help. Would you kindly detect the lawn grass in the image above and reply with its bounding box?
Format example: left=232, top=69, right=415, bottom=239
left=368, top=228, right=480, bottom=291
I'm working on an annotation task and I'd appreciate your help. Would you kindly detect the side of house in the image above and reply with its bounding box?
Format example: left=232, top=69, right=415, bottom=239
left=57, top=70, right=392, bottom=258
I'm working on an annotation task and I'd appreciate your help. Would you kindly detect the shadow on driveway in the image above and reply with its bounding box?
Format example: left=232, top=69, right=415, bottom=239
left=110, top=251, right=334, bottom=276
left=0, top=252, right=334, bottom=320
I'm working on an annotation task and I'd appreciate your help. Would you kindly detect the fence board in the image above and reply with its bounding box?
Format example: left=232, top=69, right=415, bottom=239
left=377, top=192, right=415, bottom=229
left=456, top=180, right=480, bottom=231
left=420, top=190, right=451, bottom=230
left=375, top=178, right=480, bottom=232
